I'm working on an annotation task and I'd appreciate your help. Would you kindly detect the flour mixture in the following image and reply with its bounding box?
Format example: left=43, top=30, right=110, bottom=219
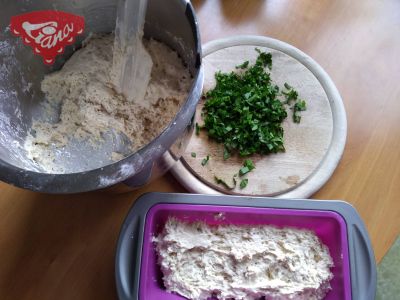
left=24, top=34, right=192, bottom=173
left=154, top=218, right=334, bottom=300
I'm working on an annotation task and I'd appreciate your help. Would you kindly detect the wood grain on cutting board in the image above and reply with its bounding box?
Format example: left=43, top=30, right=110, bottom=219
left=182, top=46, right=333, bottom=195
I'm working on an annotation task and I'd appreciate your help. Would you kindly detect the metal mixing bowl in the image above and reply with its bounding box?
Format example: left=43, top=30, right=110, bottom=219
left=0, top=0, right=203, bottom=193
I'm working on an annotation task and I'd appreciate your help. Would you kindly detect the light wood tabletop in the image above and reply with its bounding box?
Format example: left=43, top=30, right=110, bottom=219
left=1, top=1, right=399, bottom=299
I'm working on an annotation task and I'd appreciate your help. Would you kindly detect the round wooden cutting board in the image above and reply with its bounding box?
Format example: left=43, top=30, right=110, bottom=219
left=170, top=36, right=347, bottom=198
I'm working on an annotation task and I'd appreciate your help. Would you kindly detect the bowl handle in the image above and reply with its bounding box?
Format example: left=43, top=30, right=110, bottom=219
left=350, top=223, right=377, bottom=300
left=115, top=216, right=142, bottom=300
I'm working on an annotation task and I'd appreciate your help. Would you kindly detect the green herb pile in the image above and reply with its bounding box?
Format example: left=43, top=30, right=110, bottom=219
left=202, top=48, right=306, bottom=157
left=196, top=49, right=307, bottom=190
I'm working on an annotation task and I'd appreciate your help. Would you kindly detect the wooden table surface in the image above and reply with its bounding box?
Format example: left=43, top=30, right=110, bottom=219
left=1, top=1, right=399, bottom=299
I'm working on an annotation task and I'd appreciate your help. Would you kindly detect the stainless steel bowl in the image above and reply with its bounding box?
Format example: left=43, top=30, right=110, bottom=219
left=0, top=0, right=203, bottom=193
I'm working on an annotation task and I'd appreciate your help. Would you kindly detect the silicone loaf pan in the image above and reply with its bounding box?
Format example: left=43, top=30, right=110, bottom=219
left=115, top=193, right=376, bottom=300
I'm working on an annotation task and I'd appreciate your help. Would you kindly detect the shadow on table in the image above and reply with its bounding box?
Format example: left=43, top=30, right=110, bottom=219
left=0, top=174, right=184, bottom=299
left=0, top=189, right=133, bottom=299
